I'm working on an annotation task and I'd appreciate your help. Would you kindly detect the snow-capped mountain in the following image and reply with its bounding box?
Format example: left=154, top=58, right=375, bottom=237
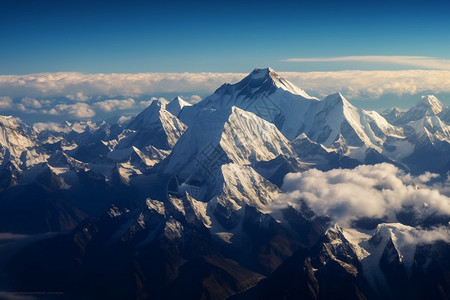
left=303, top=92, right=404, bottom=158
left=166, top=96, right=192, bottom=117
left=382, top=106, right=404, bottom=121
left=123, top=99, right=187, bottom=150
left=1, top=67, right=450, bottom=299
left=180, top=67, right=319, bottom=140
left=396, top=95, right=445, bottom=125
left=180, top=68, right=405, bottom=163
left=164, top=105, right=297, bottom=186
left=0, top=116, right=50, bottom=192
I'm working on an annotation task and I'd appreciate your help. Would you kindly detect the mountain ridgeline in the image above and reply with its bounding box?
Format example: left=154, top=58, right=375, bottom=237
left=1, top=68, right=450, bottom=299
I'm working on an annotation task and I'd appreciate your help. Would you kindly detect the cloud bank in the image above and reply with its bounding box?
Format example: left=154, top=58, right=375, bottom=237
left=0, top=72, right=245, bottom=100
left=280, top=70, right=450, bottom=99
left=0, top=70, right=449, bottom=106
left=94, top=98, right=136, bottom=112
left=48, top=103, right=96, bottom=118
left=277, top=163, right=450, bottom=227
left=1, top=70, right=450, bottom=121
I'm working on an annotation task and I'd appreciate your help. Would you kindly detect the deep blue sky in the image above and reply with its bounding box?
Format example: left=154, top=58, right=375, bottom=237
left=1, top=0, right=450, bottom=74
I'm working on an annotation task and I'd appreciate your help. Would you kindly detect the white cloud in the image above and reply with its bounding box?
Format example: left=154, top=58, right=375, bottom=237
left=188, top=94, right=202, bottom=104
left=0, top=96, right=13, bottom=109
left=0, top=72, right=245, bottom=100
left=279, top=70, right=450, bottom=99
left=66, top=92, right=90, bottom=102
left=94, top=98, right=135, bottom=112
left=0, top=70, right=450, bottom=112
left=283, top=56, right=450, bottom=70
left=48, top=103, right=95, bottom=118
left=17, top=97, right=43, bottom=112
left=276, top=163, right=450, bottom=227
left=416, top=171, right=440, bottom=183
left=118, top=115, right=133, bottom=124
left=33, top=122, right=69, bottom=133
left=410, top=226, right=450, bottom=245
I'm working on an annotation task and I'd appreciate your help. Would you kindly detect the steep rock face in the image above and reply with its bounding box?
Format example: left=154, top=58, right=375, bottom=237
left=233, top=225, right=374, bottom=300
left=291, top=133, right=360, bottom=170
left=166, top=96, right=192, bottom=117
left=179, top=69, right=404, bottom=163
left=402, top=115, right=450, bottom=173
left=0, top=115, right=47, bottom=170
left=404, top=115, right=450, bottom=145
left=304, top=93, right=404, bottom=156
left=209, top=163, right=280, bottom=230
left=164, top=106, right=297, bottom=183
left=124, top=100, right=188, bottom=150
left=382, top=107, right=404, bottom=124
left=396, top=95, right=444, bottom=125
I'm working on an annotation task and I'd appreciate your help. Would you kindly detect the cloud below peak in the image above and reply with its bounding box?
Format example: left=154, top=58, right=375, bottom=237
left=47, top=103, right=96, bottom=119
left=276, top=163, right=450, bottom=227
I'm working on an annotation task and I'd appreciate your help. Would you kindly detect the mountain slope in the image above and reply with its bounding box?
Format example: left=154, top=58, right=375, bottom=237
left=164, top=106, right=297, bottom=183
left=304, top=93, right=404, bottom=158
left=123, top=99, right=187, bottom=150
left=396, top=95, right=445, bottom=125
left=166, top=96, right=192, bottom=117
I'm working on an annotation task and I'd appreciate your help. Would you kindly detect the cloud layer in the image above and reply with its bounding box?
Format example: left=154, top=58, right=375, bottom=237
left=94, top=98, right=135, bottom=112
left=1, top=70, right=449, bottom=104
left=0, top=72, right=245, bottom=100
left=48, top=103, right=96, bottom=118
left=277, top=163, right=450, bottom=227
left=280, top=70, right=450, bottom=99
left=1, top=70, right=450, bottom=121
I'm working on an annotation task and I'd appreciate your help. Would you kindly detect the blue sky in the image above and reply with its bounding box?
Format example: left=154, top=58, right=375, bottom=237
left=1, top=0, right=450, bottom=74
left=1, top=0, right=450, bottom=123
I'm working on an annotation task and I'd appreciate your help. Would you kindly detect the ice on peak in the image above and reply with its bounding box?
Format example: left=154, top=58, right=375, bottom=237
left=249, top=67, right=273, bottom=77
left=323, top=92, right=351, bottom=107
left=127, top=98, right=177, bottom=130
left=166, top=96, right=192, bottom=117
left=294, top=132, right=310, bottom=140
left=241, top=67, right=315, bottom=99
left=397, top=95, right=445, bottom=124
left=123, top=98, right=187, bottom=150
left=179, top=67, right=318, bottom=140
left=419, top=95, right=444, bottom=114
left=221, top=106, right=296, bottom=165
left=369, top=223, right=418, bottom=268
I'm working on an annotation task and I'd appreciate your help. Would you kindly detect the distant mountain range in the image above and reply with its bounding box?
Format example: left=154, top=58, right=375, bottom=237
left=1, top=68, right=449, bottom=299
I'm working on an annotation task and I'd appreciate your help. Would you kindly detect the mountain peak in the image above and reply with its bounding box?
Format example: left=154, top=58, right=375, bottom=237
left=127, top=100, right=165, bottom=130
left=166, top=96, right=192, bottom=117
left=418, top=95, right=444, bottom=114
left=396, top=95, right=445, bottom=124
left=322, top=92, right=352, bottom=107
left=240, top=67, right=314, bottom=98
left=249, top=67, right=275, bottom=77
left=0, top=115, right=22, bottom=129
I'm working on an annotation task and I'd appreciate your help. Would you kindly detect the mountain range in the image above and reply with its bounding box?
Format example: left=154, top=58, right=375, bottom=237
left=0, top=68, right=449, bottom=299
